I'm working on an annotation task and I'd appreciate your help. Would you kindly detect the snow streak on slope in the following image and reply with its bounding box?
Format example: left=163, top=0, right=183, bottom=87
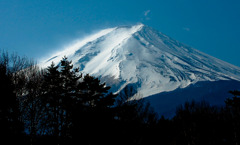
left=40, top=24, right=240, bottom=98
left=41, top=27, right=116, bottom=68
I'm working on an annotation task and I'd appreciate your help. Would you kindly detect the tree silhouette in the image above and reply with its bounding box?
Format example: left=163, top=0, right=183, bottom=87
left=70, top=73, right=117, bottom=144
left=41, top=62, right=63, bottom=139
left=20, top=63, right=45, bottom=140
left=225, top=90, right=240, bottom=145
left=6, top=51, right=240, bottom=145
left=0, top=52, right=24, bottom=144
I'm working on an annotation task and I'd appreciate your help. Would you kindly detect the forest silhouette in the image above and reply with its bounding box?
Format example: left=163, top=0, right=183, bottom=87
left=0, top=51, right=240, bottom=145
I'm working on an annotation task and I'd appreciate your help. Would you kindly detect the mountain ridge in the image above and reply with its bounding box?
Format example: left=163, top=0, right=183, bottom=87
left=40, top=24, right=240, bottom=99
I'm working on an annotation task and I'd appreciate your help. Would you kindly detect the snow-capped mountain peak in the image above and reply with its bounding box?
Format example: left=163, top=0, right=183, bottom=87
left=41, top=24, right=240, bottom=98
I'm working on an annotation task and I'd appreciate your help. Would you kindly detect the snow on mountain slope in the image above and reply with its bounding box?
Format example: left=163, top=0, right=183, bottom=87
left=40, top=23, right=240, bottom=98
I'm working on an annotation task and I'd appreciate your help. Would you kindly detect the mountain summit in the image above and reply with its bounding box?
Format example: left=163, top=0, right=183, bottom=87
left=41, top=24, right=240, bottom=115
left=42, top=24, right=240, bottom=95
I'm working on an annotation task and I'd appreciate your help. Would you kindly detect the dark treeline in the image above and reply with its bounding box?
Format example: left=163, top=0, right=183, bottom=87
left=0, top=51, right=240, bottom=145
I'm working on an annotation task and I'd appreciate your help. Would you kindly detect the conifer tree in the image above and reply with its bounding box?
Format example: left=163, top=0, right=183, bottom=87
left=79, top=74, right=115, bottom=108
left=42, top=62, right=63, bottom=137
left=60, top=56, right=81, bottom=111
left=59, top=56, right=81, bottom=138
left=71, top=74, right=117, bottom=144
left=42, top=57, right=82, bottom=141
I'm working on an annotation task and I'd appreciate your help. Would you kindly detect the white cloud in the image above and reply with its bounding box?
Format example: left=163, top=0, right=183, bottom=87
left=144, top=10, right=151, bottom=16
left=142, top=10, right=151, bottom=21
left=183, top=27, right=190, bottom=31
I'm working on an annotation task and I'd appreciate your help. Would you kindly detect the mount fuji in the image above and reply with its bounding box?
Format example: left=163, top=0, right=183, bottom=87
left=41, top=24, right=240, bottom=117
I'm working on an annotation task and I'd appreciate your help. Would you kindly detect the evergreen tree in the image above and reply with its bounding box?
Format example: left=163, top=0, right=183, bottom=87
left=78, top=74, right=115, bottom=108
left=59, top=56, right=81, bottom=112
left=68, top=73, right=117, bottom=144
left=41, top=57, right=82, bottom=143
left=41, top=62, right=63, bottom=138
left=59, top=56, right=81, bottom=140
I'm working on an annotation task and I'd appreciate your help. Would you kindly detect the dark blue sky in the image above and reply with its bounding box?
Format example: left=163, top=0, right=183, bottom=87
left=1, top=0, right=240, bottom=66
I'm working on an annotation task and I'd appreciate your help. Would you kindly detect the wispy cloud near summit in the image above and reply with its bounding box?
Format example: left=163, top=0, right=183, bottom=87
left=144, top=10, right=151, bottom=16
left=143, top=10, right=151, bottom=21
left=182, top=27, right=190, bottom=32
